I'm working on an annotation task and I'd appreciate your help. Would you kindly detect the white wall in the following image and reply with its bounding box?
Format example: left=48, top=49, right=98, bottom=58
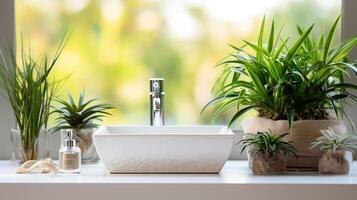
left=342, top=0, right=357, bottom=128
left=0, top=0, right=15, bottom=159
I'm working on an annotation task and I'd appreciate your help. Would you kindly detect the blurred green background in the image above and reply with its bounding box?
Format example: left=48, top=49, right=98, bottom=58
left=16, top=0, right=341, bottom=127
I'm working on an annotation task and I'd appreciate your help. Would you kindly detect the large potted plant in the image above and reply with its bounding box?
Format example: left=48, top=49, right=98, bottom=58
left=0, top=37, right=68, bottom=164
left=54, top=92, right=114, bottom=164
left=203, top=16, right=357, bottom=169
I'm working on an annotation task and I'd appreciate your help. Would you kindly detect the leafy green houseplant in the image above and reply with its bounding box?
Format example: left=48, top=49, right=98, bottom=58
left=311, top=128, right=357, bottom=174
left=204, top=16, right=357, bottom=168
left=238, top=130, right=296, bottom=174
left=0, top=37, right=67, bottom=163
left=54, top=92, right=114, bottom=164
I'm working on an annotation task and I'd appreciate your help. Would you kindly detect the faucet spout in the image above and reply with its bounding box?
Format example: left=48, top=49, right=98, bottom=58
left=152, top=96, right=163, bottom=126
left=150, top=78, right=164, bottom=126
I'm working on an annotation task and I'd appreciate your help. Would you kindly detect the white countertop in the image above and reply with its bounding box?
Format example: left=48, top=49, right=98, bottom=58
left=1, top=160, right=357, bottom=200
left=1, top=160, right=357, bottom=184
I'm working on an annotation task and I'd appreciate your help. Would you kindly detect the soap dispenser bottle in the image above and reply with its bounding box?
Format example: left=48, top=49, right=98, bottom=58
left=59, top=129, right=81, bottom=173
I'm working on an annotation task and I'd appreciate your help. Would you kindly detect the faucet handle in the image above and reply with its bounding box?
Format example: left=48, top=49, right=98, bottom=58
left=150, top=78, right=164, bottom=94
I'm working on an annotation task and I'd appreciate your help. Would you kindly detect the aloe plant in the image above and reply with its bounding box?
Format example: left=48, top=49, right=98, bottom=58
left=311, top=128, right=357, bottom=152
left=54, top=92, right=114, bottom=130
left=238, top=130, right=297, bottom=157
left=0, top=35, right=68, bottom=161
left=203, top=16, right=357, bottom=127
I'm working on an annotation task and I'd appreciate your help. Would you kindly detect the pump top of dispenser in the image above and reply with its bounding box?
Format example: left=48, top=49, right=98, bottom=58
left=64, top=129, right=73, bottom=139
left=64, top=129, right=75, bottom=148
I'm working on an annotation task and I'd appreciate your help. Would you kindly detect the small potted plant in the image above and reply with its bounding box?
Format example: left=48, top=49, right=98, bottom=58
left=311, top=128, right=357, bottom=174
left=54, top=92, right=114, bottom=164
left=238, top=130, right=296, bottom=175
left=0, top=36, right=68, bottom=164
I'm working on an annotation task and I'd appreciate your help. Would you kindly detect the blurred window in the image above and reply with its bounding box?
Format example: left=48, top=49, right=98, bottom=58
left=16, top=0, right=341, bottom=126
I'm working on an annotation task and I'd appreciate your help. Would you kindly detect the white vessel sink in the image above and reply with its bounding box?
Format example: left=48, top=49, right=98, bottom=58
left=93, top=126, right=234, bottom=173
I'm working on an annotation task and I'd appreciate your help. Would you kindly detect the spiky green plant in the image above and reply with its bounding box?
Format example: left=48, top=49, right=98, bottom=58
left=0, top=35, right=68, bottom=161
left=311, top=128, right=357, bottom=152
left=202, top=16, right=357, bottom=128
left=54, top=92, right=114, bottom=130
left=238, top=130, right=297, bottom=157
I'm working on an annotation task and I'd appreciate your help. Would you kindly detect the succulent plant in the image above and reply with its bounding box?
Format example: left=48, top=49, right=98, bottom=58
left=54, top=92, right=114, bottom=130
left=238, top=130, right=297, bottom=157
left=311, top=128, right=357, bottom=152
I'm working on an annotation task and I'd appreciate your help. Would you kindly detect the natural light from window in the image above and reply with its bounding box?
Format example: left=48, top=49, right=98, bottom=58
left=16, top=0, right=341, bottom=126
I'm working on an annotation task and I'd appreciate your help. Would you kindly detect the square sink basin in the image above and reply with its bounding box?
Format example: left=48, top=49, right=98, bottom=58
left=93, top=126, right=234, bottom=173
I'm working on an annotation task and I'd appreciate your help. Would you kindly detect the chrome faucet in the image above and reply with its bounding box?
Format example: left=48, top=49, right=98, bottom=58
left=150, top=78, right=164, bottom=126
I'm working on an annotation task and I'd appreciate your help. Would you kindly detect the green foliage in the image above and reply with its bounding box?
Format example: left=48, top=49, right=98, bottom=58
left=0, top=35, right=68, bottom=160
left=18, top=0, right=343, bottom=125
left=54, top=91, right=115, bottom=130
left=238, top=130, right=297, bottom=157
left=203, top=16, right=357, bottom=127
left=311, top=128, right=357, bottom=152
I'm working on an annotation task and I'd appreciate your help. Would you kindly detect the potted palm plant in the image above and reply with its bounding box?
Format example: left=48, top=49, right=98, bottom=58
left=311, top=128, right=357, bottom=174
left=238, top=130, right=296, bottom=175
left=203, top=16, right=357, bottom=169
left=54, top=92, right=114, bottom=164
left=0, top=37, right=68, bottom=164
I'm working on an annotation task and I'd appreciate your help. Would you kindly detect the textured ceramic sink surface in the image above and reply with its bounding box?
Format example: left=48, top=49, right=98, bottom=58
left=93, top=126, right=234, bottom=174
